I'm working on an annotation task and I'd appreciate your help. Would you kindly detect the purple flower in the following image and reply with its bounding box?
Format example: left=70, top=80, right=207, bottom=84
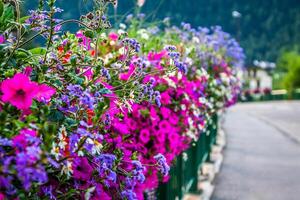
left=121, top=189, right=137, bottom=200
left=96, top=154, right=116, bottom=169
left=42, top=185, right=56, bottom=200
left=77, top=127, right=91, bottom=137
left=80, top=91, right=95, bottom=109
left=94, top=154, right=117, bottom=187
left=69, top=133, right=80, bottom=152
left=101, top=68, right=111, bottom=80
left=67, top=84, right=83, bottom=97
left=155, top=96, right=161, bottom=107
left=125, top=14, right=133, bottom=22
left=0, top=137, right=12, bottom=146
left=122, top=38, right=141, bottom=52
left=54, top=24, right=62, bottom=32
left=72, top=157, right=93, bottom=181
left=132, top=161, right=145, bottom=183
left=15, top=152, right=48, bottom=191
left=106, top=169, right=117, bottom=183
left=154, top=153, right=170, bottom=176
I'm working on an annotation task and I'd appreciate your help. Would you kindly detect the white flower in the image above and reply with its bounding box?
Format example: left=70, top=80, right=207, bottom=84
left=181, top=104, right=186, bottom=111
left=118, top=29, right=126, bottom=35
left=199, top=97, right=206, bottom=104
left=137, top=29, right=150, bottom=40
left=185, top=57, right=193, bottom=65
left=104, top=53, right=114, bottom=64
left=58, top=126, right=68, bottom=150
left=137, top=0, right=145, bottom=7
left=50, top=143, right=60, bottom=160
left=61, top=161, right=73, bottom=177
left=119, top=23, right=126, bottom=30
left=192, top=36, right=200, bottom=43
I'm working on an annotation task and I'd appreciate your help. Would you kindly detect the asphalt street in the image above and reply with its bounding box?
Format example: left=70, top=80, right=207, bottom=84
left=212, top=101, right=300, bottom=200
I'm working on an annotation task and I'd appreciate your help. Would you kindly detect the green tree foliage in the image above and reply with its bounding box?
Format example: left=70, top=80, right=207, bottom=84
left=277, top=51, right=300, bottom=93
left=24, top=0, right=300, bottom=64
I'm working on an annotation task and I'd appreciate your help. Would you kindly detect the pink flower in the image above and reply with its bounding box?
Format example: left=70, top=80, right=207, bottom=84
left=0, top=35, right=5, bottom=44
left=149, top=106, right=159, bottom=125
left=158, top=120, right=171, bottom=132
left=72, top=157, right=93, bottom=181
left=140, top=129, right=150, bottom=144
left=0, top=193, right=4, bottom=200
left=1, top=73, right=56, bottom=109
left=168, top=133, right=181, bottom=151
left=23, top=66, right=33, bottom=76
left=12, top=129, right=37, bottom=149
left=160, top=91, right=171, bottom=105
left=90, top=184, right=112, bottom=200
left=108, top=32, right=119, bottom=41
left=125, top=118, right=138, bottom=130
left=83, top=68, right=93, bottom=80
left=35, top=84, right=56, bottom=102
left=160, top=107, right=171, bottom=119
left=113, top=120, right=130, bottom=135
left=154, top=130, right=166, bottom=143
left=76, top=31, right=91, bottom=50
left=119, top=64, right=135, bottom=81
left=1, top=73, right=39, bottom=110
left=169, top=114, right=179, bottom=125
left=147, top=50, right=167, bottom=61
left=137, top=0, right=145, bottom=7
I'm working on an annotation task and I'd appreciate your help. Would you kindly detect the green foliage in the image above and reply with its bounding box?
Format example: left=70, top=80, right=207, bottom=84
left=29, top=47, right=47, bottom=55
left=0, top=0, right=4, bottom=17
left=277, top=51, right=300, bottom=94
left=0, top=3, right=15, bottom=31
left=24, top=0, right=299, bottom=64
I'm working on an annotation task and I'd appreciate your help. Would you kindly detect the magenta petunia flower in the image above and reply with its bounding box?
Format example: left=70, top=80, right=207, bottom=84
left=1, top=73, right=39, bottom=110
left=1, top=73, right=56, bottom=109
left=140, top=129, right=150, bottom=144
left=147, top=50, right=167, bottom=61
left=90, top=184, right=112, bottom=200
left=0, top=34, right=5, bottom=44
left=119, top=63, right=135, bottom=81
left=160, top=107, right=171, bottom=119
left=35, top=84, right=56, bottom=102
left=0, top=193, right=5, bottom=200
left=23, top=66, right=33, bottom=77
left=72, top=157, right=93, bottom=181
left=160, top=91, right=171, bottom=105
left=108, top=32, right=119, bottom=41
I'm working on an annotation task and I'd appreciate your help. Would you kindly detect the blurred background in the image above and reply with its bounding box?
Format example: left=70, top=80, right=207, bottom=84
left=24, top=0, right=300, bottom=99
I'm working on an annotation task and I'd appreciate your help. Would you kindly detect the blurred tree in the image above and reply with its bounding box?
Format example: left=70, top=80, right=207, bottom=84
left=23, top=0, right=300, bottom=65
left=277, top=51, right=300, bottom=94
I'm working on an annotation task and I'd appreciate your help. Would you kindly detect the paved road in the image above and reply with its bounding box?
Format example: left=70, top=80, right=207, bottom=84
left=212, top=101, right=300, bottom=200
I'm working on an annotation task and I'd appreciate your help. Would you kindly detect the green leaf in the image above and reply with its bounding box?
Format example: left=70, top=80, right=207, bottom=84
left=4, top=69, right=15, bottom=77
left=19, top=16, right=30, bottom=23
left=70, top=55, right=77, bottom=66
left=139, top=109, right=150, bottom=117
left=48, top=110, right=65, bottom=122
left=83, top=30, right=94, bottom=38
left=0, top=0, right=4, bottom=17
left=0, top=5, right=14, bottom=27
left=99, top=88, right=112, bottom=94
left=29, top=47, right=47, bottom=55
left=16, top=51, right=28, bottom=59
left=155, top=84, right=168, bottom=92
left=66, top=118, right=77, bottom=127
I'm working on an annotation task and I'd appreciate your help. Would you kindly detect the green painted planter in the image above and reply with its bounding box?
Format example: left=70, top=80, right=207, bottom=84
left=156, top=114, right=218, bottom=199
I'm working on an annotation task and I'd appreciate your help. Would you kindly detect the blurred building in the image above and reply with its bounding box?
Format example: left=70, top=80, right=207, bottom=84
left=245, top=60, right=276, bottom=90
